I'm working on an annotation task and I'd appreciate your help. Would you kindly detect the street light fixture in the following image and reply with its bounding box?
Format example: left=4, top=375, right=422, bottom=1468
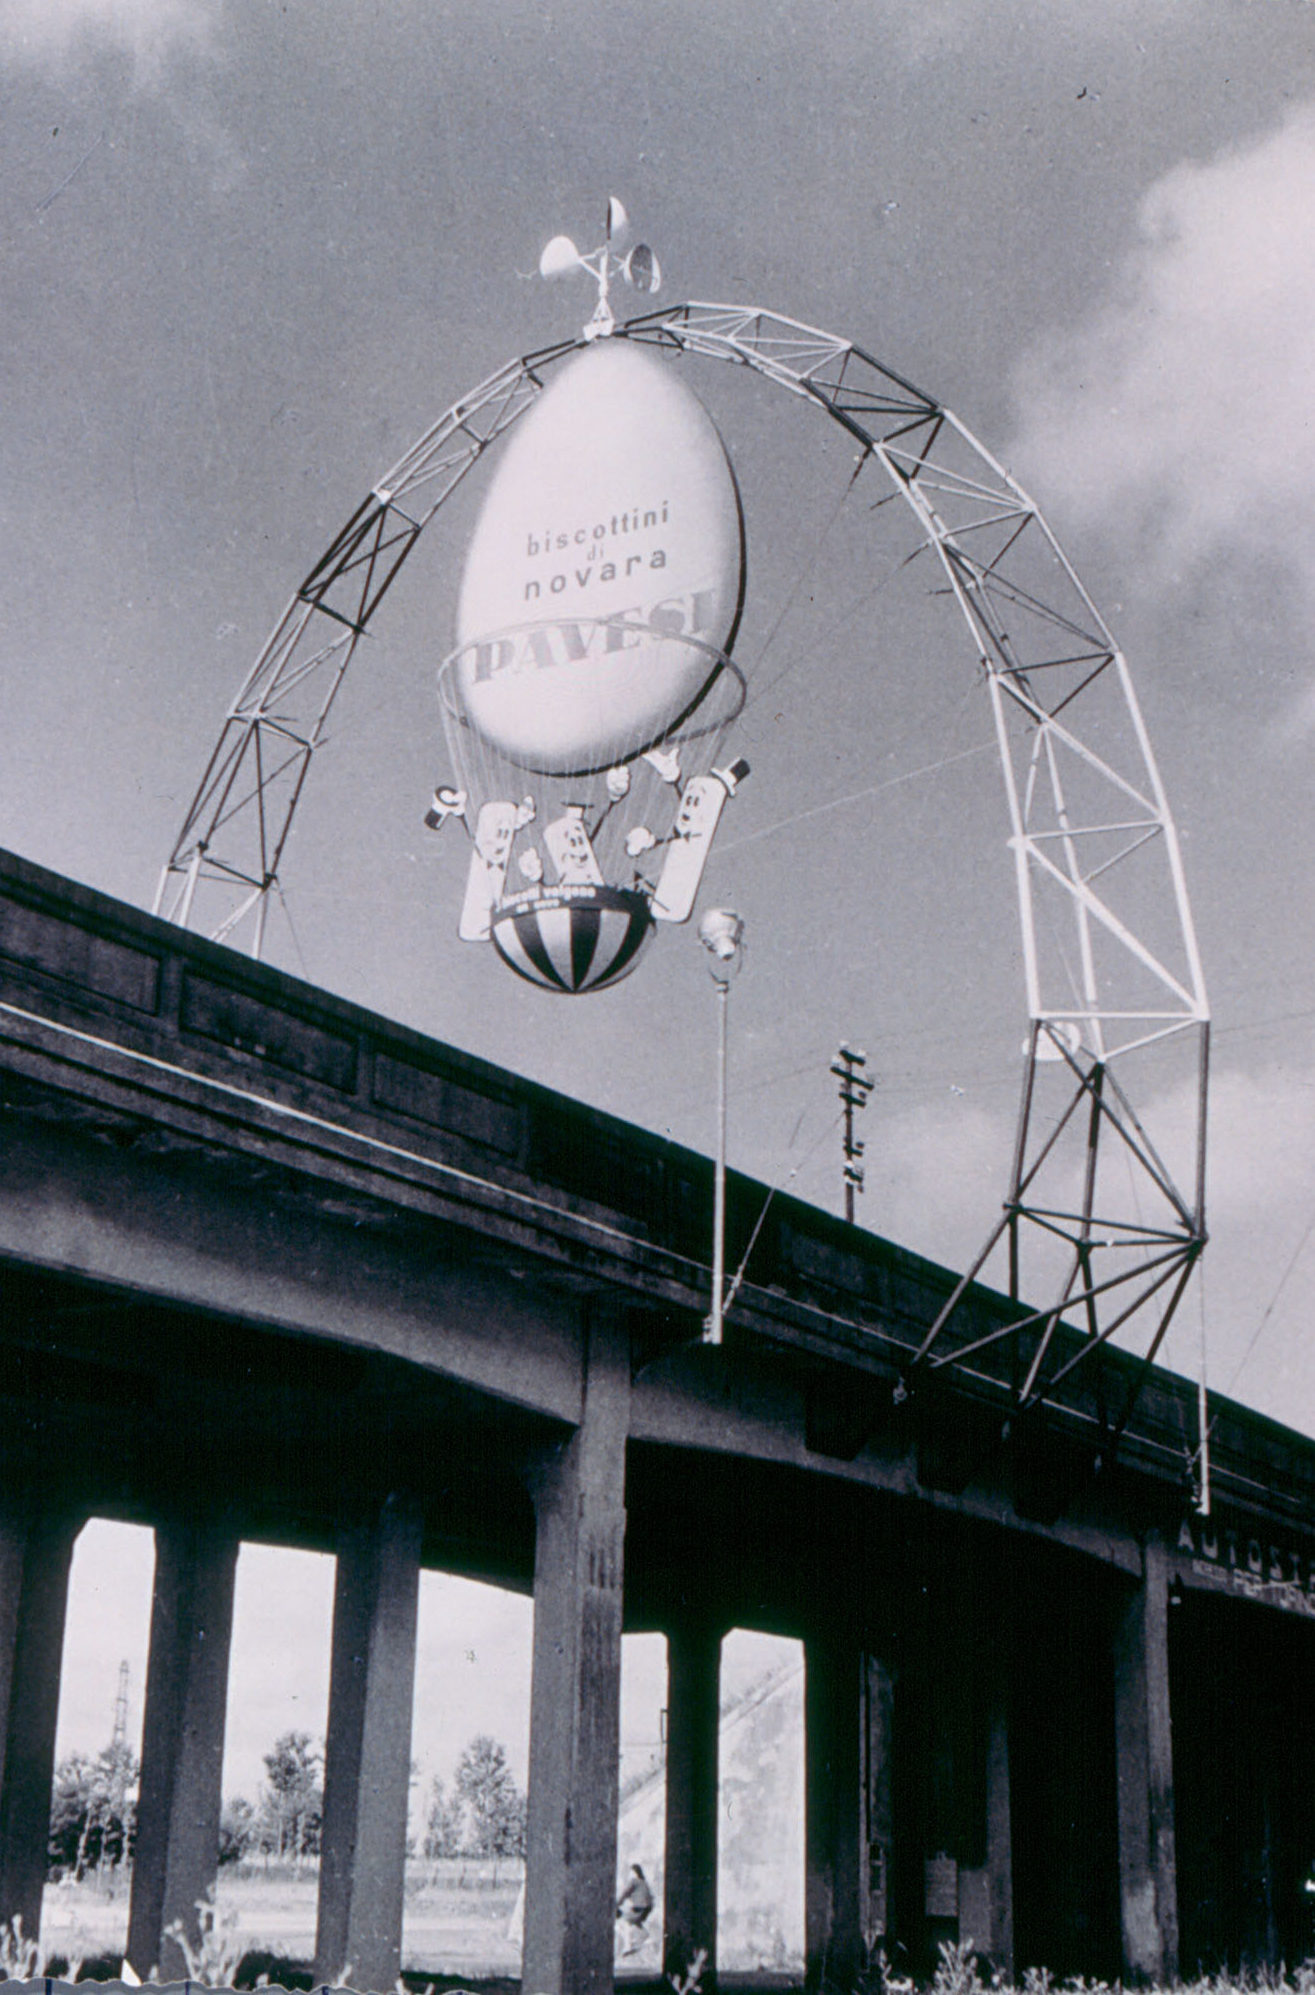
left=698, top=908, right=745, bottom=1345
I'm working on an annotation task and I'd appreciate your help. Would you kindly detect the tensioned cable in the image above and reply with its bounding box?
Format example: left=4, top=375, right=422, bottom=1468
left=1212, top=1006, right=1315, bottom=1042
left=1195, top=1254, right=1211, bottom=1514
left=656, top=1051, right=850, bottom=1124
left=802, top=528, right=927, bottom=660
left=723, top=1107, right=846, bottom=1317
left=741, top=452, right=871, bottom=707
left=746, top=527, right=929, bottom=714
left=275, top=882, right=313, bottom=985
left=716, top=740, right=995, bottom=856
left=1215, top=1199, right=1315, bottom=1408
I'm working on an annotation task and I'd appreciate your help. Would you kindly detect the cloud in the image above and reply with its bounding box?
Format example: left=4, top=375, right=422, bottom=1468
left=1008, top=102, right=1315, bottom=726
left=0, top=0, right=214, bottom=78
left=1129, top=1056, right=1315, bottom=1431
left=866, top=1091, right=1017, bottom=1274
left=0, top=0, right=244, bottom=195
left=859, top=1050, right=1315, bottom=1437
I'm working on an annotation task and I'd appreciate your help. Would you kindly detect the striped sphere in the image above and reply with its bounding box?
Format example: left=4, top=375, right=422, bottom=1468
left=490, top=887, right=654, bottom=994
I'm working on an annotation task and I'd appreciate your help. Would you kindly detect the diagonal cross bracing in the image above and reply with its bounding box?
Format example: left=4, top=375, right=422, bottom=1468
left=156, top=299, right=1209, bottom=1447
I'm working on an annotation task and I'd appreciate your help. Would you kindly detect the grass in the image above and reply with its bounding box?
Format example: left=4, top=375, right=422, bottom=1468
left=883, top=1940, right=1315, bottom=1995
left=36, top=1861, right=524, bottom=1984
left=22, top=1895, right=1315, bottom=1993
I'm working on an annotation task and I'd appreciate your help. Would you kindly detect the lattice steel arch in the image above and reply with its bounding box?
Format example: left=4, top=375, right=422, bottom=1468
left=156, top=302, right=1209, bottom=1428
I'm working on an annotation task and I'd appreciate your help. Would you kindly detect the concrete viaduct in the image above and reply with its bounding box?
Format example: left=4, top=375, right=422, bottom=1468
left=0, top=845, right=1313, bottom=1993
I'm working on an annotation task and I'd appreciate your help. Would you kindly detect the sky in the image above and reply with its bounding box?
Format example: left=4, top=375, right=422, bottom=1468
left=5, top=0, right=1315, bottom=1793
left=52, top=1521, right=778, bottom=1820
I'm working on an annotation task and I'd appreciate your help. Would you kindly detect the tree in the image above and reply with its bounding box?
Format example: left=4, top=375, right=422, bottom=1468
left=48, top=1742, right=138, bottom=1879
left=49, top=1753, right=96, bottom=1876
left=218, top=1794, right=257, bottom=1867
left=454, top=1735, right=526, bottom=1858
left=423, top=1775, right=464, bottom=1860
left=257, top=1731, right=322, bottom=1861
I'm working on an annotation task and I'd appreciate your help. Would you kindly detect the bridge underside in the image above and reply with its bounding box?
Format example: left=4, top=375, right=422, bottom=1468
left=1, top=1262, right=1313, bottom=1988
left=1, top=849, right=1314, bottom=1990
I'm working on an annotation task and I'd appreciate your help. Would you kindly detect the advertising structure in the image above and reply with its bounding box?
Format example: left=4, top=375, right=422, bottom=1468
left=434, top=338, right=751, bottom=993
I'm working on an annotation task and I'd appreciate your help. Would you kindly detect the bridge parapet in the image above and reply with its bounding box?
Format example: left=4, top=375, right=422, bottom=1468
left=4, top=850, right=1315, bottom=1989
left=0, top=842, right=1313, bottom=1542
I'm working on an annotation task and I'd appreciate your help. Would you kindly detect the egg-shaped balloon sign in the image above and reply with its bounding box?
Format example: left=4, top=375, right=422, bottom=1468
left=453, top=340, right=745, bottom=775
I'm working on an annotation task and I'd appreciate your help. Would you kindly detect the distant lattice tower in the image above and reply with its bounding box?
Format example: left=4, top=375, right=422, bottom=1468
left=111, top=1658, right=129, bottom=1752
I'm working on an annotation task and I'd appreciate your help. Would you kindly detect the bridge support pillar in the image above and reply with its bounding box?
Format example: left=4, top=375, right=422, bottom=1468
left=522, top=1304, right=630, bottom=1995
left=805, top=1629, right=864, bottom=1995
left=858, top=1656, right=894, bottom=1964
left=0, top=1506, right=80, bottom=1943
left=1113, top=1531, right=1178, bottom=1984
left=663, top=1617, right=722, bottom=1988
left=314, top=1493, right=423, bottom=1993
left=956, top=1635, right=1013, bottom=1977
left=127, top=1517, right=239, bottom=1980
left=881, top=1545, right=1013, bottom=1977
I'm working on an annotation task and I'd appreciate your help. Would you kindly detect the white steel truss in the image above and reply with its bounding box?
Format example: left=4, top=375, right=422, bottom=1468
left=156, top=303, right=1209, bottom=1436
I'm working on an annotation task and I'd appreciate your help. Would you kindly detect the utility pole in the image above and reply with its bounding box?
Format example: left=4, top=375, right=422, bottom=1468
left=831, top=1045, right=874, bottom=1224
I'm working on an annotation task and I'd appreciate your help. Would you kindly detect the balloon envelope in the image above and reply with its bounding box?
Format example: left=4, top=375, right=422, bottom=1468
left=490, top=886, right=654, bottom=993
left=453, top=340, right=744, bottom=774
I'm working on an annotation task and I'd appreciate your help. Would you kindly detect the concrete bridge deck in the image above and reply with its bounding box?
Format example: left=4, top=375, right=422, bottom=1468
left=0, top=846, right=1312, bottom=1991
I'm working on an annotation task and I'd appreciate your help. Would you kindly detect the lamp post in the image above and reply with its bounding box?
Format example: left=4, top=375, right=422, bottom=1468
left=698, top=908, right=745, bottom=1345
